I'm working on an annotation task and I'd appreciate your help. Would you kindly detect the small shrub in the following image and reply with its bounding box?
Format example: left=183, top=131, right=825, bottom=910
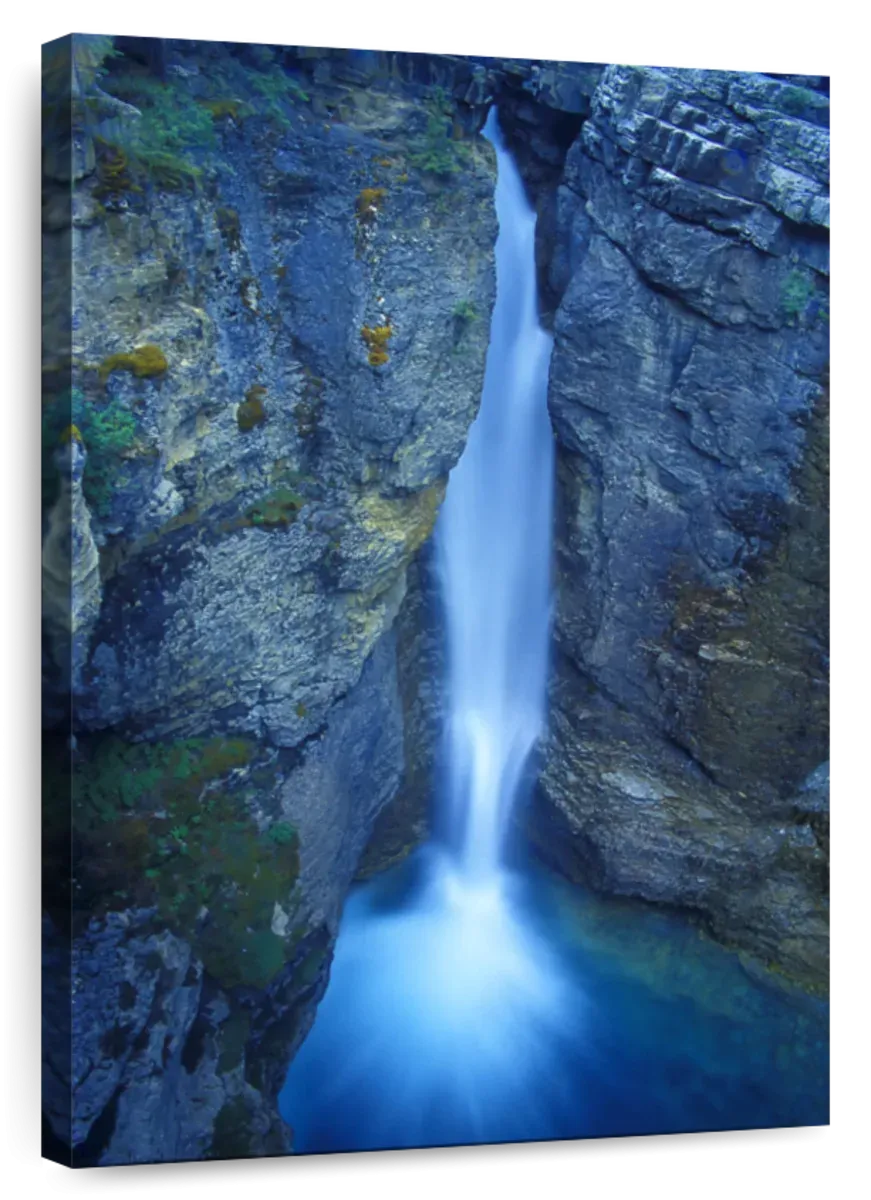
left=216, top=207, right=242, bottom=252
left=247, top=63, right=309, bottom=130
left=780, top=86, right=820, bottom=117
left=41, top=386, right=139, bottom=513
left=452, top=299, right=479, bottom=323
left=409, top=87, right=470, bottom=176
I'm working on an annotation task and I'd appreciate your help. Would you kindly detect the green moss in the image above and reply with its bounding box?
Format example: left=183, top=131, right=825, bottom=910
left=243, top=487, right=305, bottom=529
left=452, top=299, right=478, bottom=323
left=70, top=735, right=302, bottom=990
left=296, top=945, right=327, bottom=987
left=408, top=87, right=470, bottom=176
left=98, top=344, right=168, bottom=383
left=237, top=385, right=267, bottom=432
left=451, top=299, right=479, bottom=352
left=268, top=822, right=297, bottom=846
left=42, top=387, right=140, bottom=517
left=781, top=269, right=815, bottom=322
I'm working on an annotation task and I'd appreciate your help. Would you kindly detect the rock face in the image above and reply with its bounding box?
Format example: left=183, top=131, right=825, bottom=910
left=42, top=37, right=496, bottom=1164
left=510, top=65, right=829, bottom=990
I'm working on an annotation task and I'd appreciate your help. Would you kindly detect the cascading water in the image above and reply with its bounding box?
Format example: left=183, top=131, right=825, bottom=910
left=281, top=110, right=571, bottom=1149
left=438, top=109, right=554, bottom=883
left=279, top=112, right=829, bottom=1153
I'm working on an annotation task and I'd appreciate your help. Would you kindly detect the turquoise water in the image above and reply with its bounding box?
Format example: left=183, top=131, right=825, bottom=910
left=280, top=848, right=828, bottom=1153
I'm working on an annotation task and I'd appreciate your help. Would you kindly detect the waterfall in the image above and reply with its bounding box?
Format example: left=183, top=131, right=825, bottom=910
left=280, top=110, right=831, bottom=1154
left=437, top=109, right=554, bottom=882
left=280, top=110, right=572, bottom=1150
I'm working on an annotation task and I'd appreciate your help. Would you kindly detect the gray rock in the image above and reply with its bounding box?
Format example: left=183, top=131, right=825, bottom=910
left=528, top=63, right=829, bottom=991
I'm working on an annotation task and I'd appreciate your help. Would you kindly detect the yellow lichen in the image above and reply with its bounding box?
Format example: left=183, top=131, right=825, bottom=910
left=356, top=187, right=386, bottom=225
left=98, top=344, right=168, bottom=384
left=361, top=323, right=393, bottom=367
left=359, top=481, right=445, bottom=557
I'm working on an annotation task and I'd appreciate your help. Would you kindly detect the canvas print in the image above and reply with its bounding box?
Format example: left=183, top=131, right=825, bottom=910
left=41, top=35, right=830, bottom=1166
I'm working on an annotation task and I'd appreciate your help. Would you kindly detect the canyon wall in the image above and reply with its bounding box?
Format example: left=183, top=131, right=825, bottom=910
left=43, top=38, right=496, bottom=1164
left=42, top=42, right=829, bottom=1165
left=501, top=64, right=829, bottom=991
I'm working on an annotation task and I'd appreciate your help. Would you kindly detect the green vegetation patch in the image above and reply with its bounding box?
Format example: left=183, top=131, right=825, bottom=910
left=243, top=487, right=305, bottom=529
left=42, top=387, right=140, bottom=517
left=409, top=87, right=471, bottom=176
left=92, top=43, right=311, bottom=198
left=70, top=735, right=302, bottom=991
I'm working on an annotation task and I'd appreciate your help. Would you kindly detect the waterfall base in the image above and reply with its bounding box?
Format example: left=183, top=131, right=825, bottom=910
left=279, top=849, right=828, bottom=1153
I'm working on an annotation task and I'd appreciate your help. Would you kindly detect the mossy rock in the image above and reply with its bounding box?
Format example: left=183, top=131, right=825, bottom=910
left=98, top=344, right=168, bottom=384
left=237, top=385, right=267, bottom=432
left=243, top=487, right=305, bottom=529
left=68, top=734, right=301, bottom=991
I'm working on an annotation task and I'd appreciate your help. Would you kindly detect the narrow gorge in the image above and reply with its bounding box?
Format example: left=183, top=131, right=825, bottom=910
left=42, top=38, right=829, bottom=1164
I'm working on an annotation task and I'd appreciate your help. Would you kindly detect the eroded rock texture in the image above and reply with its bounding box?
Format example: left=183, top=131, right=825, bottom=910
left=512, top=66, right=829, bottom=991
left=42, top=38, right=496, bottom=1164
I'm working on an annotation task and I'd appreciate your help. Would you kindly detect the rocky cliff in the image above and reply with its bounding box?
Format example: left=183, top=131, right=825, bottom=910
left=42, top=37, right=496, bottom=1164
left=499, top=64, right=830, bottom=991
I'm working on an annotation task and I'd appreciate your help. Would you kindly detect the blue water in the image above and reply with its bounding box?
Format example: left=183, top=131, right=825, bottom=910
left=280, top=849, right=828, bottom=1152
